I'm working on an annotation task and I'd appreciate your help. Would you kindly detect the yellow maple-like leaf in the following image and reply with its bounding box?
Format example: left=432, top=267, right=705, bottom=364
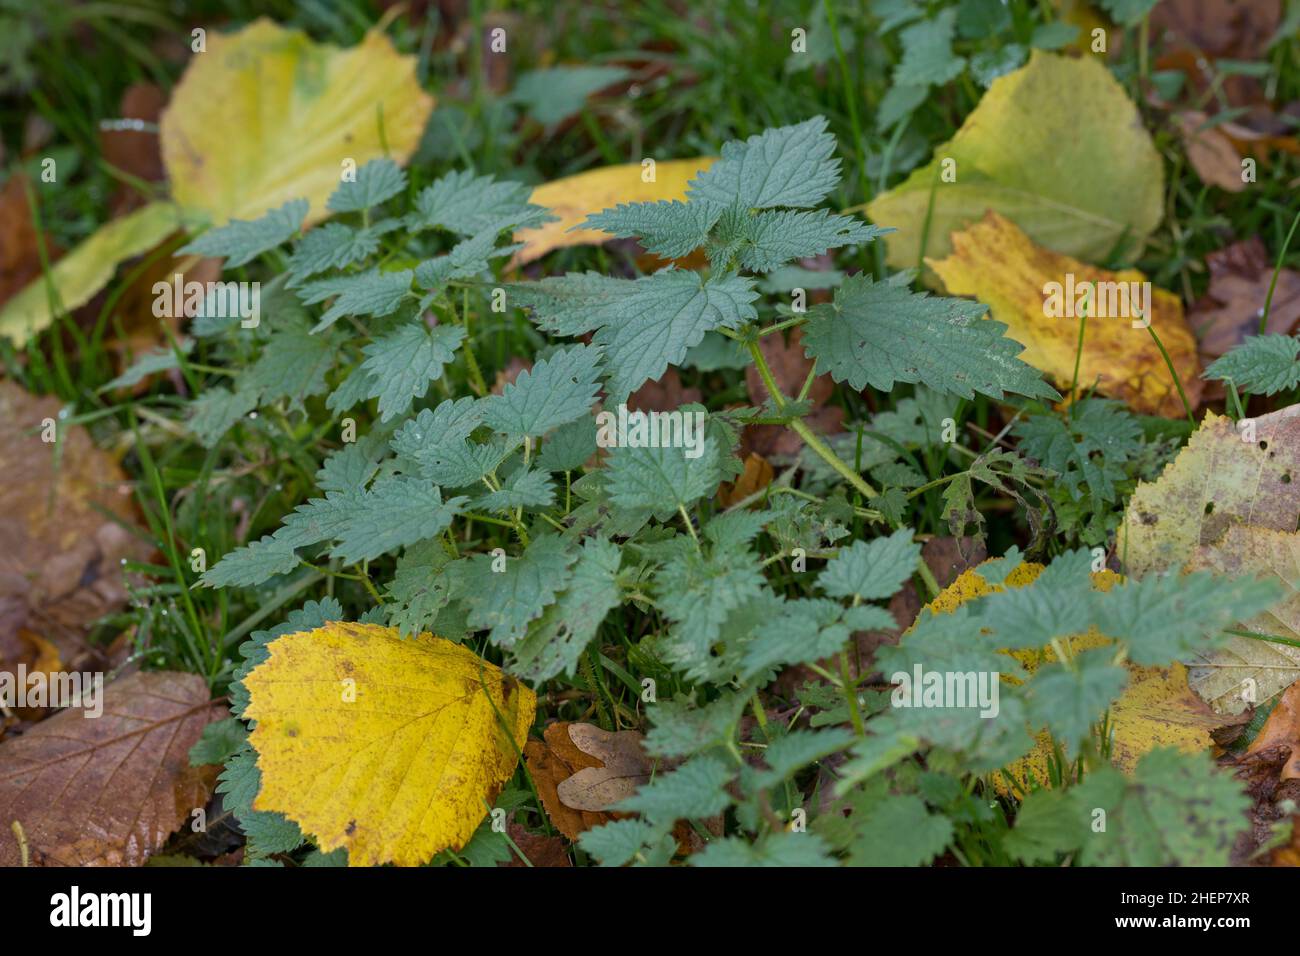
left=921, top=561, right=1225, bottom=794
left=243, top=622, right=535, bottom=867
left=927, top=211, right=1201, bottom=417
left=161, top=19, right=433, bottom=226
left=0, top=201, right=183, bottom=344
left=512, top=157, right=716, bottom=266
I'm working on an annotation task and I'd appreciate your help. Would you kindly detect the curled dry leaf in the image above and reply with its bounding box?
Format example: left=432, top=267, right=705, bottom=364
left=1246, top=679, right=1300, bottom=781
left=928, top=211, right=1201, bottom=417
left=0, top=381, right=151, bottom=680
left=0, top=670, right=224, bottom=866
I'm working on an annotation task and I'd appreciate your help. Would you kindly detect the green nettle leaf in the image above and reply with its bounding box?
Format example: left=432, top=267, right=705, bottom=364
left=614, top=755, right=734, bottom=824
left=596, top=271, right=759, bottom=400
left=245, top=321, right=336, bottom=409
left=509, top=537, right=623, bottom=681
left=199, top=534, right=298, bottom=588
left=717, top=208, right=888, bottom=273
left=267, top=475, right=466, bottom=565
left=1088, top=570, right=1282, bottom=665
left=1073, top=749, right=1250, bottom=866
left=385, top=541, right=456, bottom=639
left=414, top=227, right=518, bottom=292
left=687, top=116, right=841, bottom=209
left=359, top=322, right=465, bottom=422
left=516, top=270, right=758, bottom=399
left=819, top=527, right=922, bottom=602
left=577, top=818, right=664, bottom=867
left=457, top=535, right=577, bottom=647
left=803, top=274, right=1059, bottom=400
left=218, top=745, right=304, bottom=858
left=189, top=385, right=258, bottom=449
left=180, top=198, right=308, bottom=267
left=471, top=468, right=556, bottom=513
left=482, top=344, right=603, bottom=438
left=606, top=438, right=722, bottom=520
left=508, top=272, right=631, bottom=336
left=536, top=415, right=598, bottom=472
left=407, top=169, right=550, bottom=235
left=510, top=65, right=630, bottom=125
left=1001, top=788, right=1084, bottom=865
left=1024, top=648, right=1129, bottom=751
left=582, top=200, right=722, bottom=260
left=1204, top=334, right=1300, bottom=396
left=893, top=8, right=966, bottom=88
left=692, top=832, right=838, bottom=867
left=100, top=340, right=192, bottom=392
left=845, top=792, right=954, bottom=867
left=301, top=268, right=413, bottom=332
left=327, top=158, right=407, bottom=212
left=288, top=222, right=385, bottom=280
left=1012, top=400, right=1142, bottom=503
left=654, top=549, right=766, bottom=675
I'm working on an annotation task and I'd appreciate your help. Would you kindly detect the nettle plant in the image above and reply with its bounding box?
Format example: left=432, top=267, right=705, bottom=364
left=180, top=117, right=1275, bottom=866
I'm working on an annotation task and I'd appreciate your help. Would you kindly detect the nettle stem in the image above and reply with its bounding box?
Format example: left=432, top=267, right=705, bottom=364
left=746, top=339, right=878, bottom=499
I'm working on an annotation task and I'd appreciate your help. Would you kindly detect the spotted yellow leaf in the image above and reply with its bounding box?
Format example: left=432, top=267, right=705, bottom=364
left=921, top=561, right=1225, bottom=795
left=0, top=201, right=184, bottom=344
left=928, top=212, right=1200, bottom=417
left=511, top=157, right=716, bottom=266
left=243, top=622, right=535, bottom=867
left=162, top=19, right=433, bottom=226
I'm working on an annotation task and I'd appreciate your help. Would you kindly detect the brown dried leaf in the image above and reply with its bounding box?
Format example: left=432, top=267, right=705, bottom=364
left=743, top=329, right=843, bottom=456
left=0, top=670, right=224, bottom=866
left=0, top=175, right=61, bottom=310
left=1176, top=111, right=1247, bottom=192
left=1247, top=679, right=1300, bottom=780
left=523, top=722, right=608, bottom=842
left=555, top=722, right=653, bottom=812
left=1191, top=237, right=1300, bottom=362
left=0, top=381, right=151, bottom=673
left=718, top=453, right=774, bottom=507
left=627, top=367, right=701, bottom=413
left=500, top=821, right=572, bottom=868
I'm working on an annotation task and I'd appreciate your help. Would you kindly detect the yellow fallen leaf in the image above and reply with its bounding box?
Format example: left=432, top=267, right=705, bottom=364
left=928, top=211, right=1201, bottom=417
left=921, top=562, right=1225, bottom=794
left=0, top=201, right=182, bottom=344
left=162, top=20, right=433, bottom=226
left=512, top=157, right=716, bottom=266
left=243, top=622, right=535, bottom=867
left=867, top=52, right=1163, bottom=271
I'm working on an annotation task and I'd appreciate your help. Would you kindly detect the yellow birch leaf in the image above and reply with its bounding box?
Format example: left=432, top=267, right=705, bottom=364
left=866, top=51, right=1163, bottom=271
left=920, top=562, right=1225, bottom=795
left=511, top=157, right=716, bottom=266
left=928, top=211, right=1200, bottom=417
left=243, top=622, right=535, bottom=867
left=161, top=19, right=434, bottom=226
left=0, top=200, right=183, bottom=344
